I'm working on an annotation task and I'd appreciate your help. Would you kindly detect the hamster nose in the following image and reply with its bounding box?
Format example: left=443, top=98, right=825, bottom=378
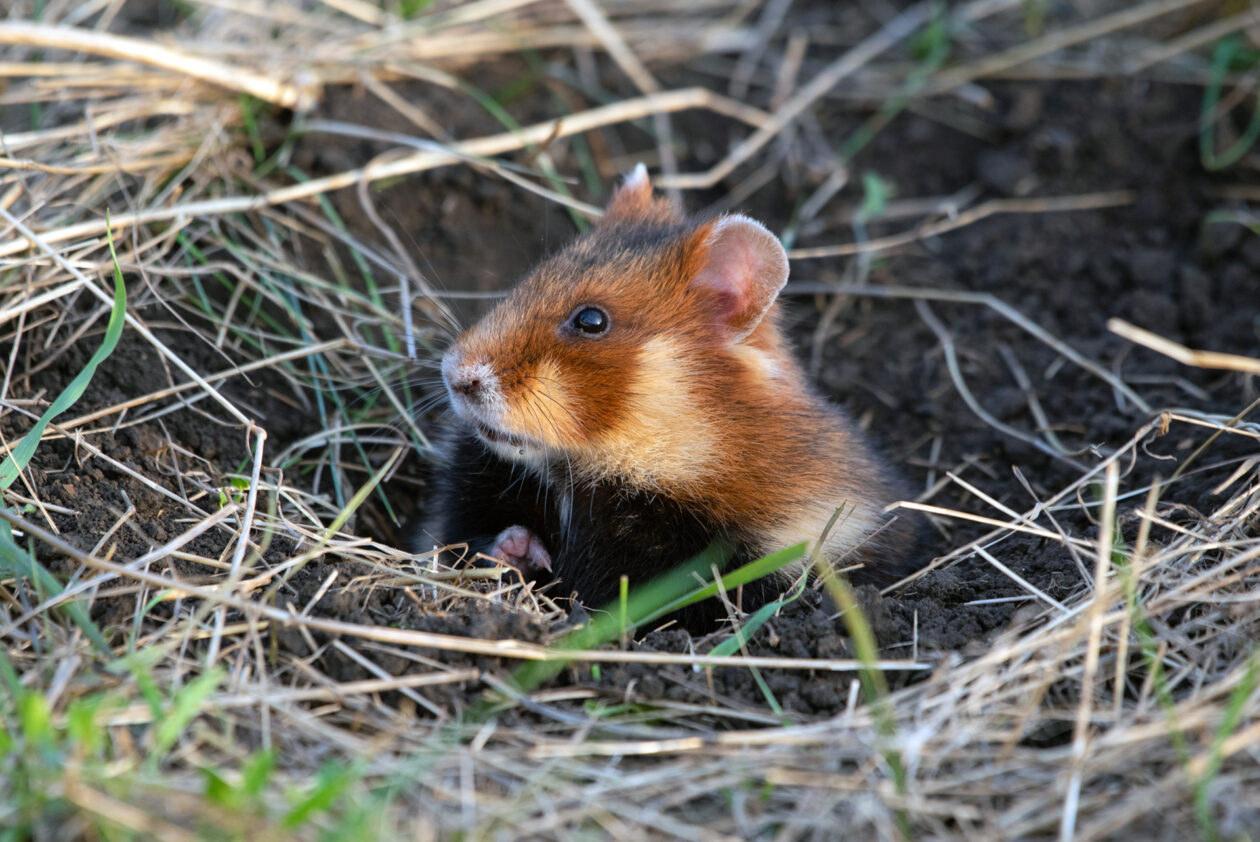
left=443, top=354, right=486, bottom=402
left=451, top=374, right=482, bottom=398
left=442, top=351, right=493, bottom=404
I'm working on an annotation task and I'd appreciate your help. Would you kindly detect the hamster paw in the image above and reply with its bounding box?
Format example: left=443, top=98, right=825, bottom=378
left=487, top=525, right=553, bottom=575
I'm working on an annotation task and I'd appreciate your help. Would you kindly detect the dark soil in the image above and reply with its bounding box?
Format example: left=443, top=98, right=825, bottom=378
left=7, top=37, right=1258, bottom=721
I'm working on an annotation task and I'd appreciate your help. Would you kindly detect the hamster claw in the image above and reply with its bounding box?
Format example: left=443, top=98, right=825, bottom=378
left=488, top=525, right=553, bottom=575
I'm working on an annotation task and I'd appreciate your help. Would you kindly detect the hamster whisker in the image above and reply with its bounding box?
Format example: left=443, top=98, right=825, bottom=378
left=405, top=395, right=450, bottom=417
left=401, top=376, right=446, bottom=392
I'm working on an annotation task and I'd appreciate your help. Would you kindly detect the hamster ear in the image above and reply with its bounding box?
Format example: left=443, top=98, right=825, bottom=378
left=687, top=215, right=789, bottom=343
left=603, top=164, right=679, bottom=223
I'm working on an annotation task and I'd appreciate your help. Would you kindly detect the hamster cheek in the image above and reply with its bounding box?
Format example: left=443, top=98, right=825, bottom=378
left=507, top=357, right=585, bottom=448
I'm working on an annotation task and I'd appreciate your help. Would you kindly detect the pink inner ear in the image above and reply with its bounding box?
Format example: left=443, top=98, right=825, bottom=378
left=690, top=215, right=789, bottom=342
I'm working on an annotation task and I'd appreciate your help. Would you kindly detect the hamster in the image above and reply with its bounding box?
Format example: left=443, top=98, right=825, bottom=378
left=419, top=165, right=923, bottom=629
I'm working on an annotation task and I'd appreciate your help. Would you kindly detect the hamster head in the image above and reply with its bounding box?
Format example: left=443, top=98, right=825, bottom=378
left=441, top=166, right=792, bottom=491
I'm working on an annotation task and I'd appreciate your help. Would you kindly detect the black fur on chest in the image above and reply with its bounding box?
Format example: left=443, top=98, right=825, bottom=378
left=421, top=428, right=781, bottom=630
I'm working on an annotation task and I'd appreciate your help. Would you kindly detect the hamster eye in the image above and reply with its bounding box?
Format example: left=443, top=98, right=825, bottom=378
left=570, top=306, right=610, bottom=336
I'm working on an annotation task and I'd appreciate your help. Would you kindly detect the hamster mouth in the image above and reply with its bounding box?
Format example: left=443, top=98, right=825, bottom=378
left=474, top=419, right=528, bottom=449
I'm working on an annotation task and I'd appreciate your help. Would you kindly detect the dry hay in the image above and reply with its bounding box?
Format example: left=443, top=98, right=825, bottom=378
left=1, top=0, right=1258, bottom=839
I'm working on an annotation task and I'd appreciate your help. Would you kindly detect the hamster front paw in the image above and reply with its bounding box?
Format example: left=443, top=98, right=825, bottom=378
left=487, top=525, right=553, bottom=576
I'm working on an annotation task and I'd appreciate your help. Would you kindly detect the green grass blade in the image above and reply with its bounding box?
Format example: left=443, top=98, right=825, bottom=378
left=1200, top=36, right=1260, bottom=172
left=0, top=224, right=127, bottom=490
left=817, top=564, right=911, bottom=836
left=148, top=667, right=225, bottom=770
left=708, top=574, right=809, bottom=658
left=284, top=761, right=358, bottom=829
left=635, top=542, right=809, bottom=629
left=505, top=541, right=806, bottom=697
left=1193, top=651, right=1260, bottom=841
left=0, top=518, right=111, bottom=655
left=0, top=650, right=21, bottom=699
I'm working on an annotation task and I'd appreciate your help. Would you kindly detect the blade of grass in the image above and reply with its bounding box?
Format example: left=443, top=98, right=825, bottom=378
left=505, top=540, right=734, bottom=694
left=635, top=542, right=809, bottom=629
left=0, top=518, right=111, bottom=656
left=146, top=667, right=226, bottom=772
left=284, top=761, right=361, bottom=830
left=0, top=220, right=127, bottom=490
left=503, top=541, right=808, bottom=699
left=1200, top=36, right=1260, bottom=171
left=1193, top=651, right=1259, bottom=841
left=708, top=574, right=808, bottom=658
left=815, top=548, right=911, bottom=837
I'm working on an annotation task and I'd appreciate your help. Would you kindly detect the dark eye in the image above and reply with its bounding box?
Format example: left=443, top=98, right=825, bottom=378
left=570, top=306, right=610, bottom=336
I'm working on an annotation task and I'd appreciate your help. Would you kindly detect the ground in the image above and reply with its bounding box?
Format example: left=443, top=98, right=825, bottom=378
left=2, top=1, right=1259, bottom=837
left=9, top=71, right=1255, bottom=717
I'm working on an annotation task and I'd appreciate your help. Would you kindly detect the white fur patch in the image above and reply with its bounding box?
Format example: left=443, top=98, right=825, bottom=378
left=442, top=351, right=507, bottom=420
left=730, top=343, right=783, bottom=384
left=757, top=498, right=881, bottom=570
left=580, top=336, right=714, bottom=492
left=624, top=162, right=648, bottom=187
left=486, top=438, right=549, bottom=469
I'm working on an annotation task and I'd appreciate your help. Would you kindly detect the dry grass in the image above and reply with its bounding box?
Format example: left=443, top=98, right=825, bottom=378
left=2, top=0, right=1258, bottom=839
